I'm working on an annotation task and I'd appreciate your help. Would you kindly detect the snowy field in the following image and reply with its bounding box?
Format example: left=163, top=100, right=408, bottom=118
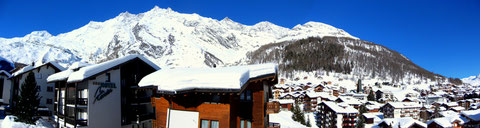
left=269, top=111, right=318, bottom=128
left=0, top=116, right=53, bottom=128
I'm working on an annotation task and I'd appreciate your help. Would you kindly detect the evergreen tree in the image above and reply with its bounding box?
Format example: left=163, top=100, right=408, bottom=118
left=291, top=101, right=299, bottom=121
left=356, top=104, right=367, bottom=128
left=306, top=116, right=312, bottom=127
left=13, top=72, right=40, bottom=124
left=367, top=90, right=375, bottom=101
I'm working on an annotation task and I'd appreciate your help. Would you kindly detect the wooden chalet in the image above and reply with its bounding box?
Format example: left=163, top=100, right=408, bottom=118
left=139, top=63, right=278, bottom=128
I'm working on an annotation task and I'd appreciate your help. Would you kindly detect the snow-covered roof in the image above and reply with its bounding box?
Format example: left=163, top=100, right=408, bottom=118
left=337, top=96, right=362, bottom=105
left=321, top=101, right=358, bottom=114
left=377, top=117, right=426, bottom=128
left=47, top=62, right=92, bottom=83
left=461, top=109, right=480, bottom=121
left=68, top=62, right=91, bottom=70
left=363, top=112, right=383, bottom=120
left=450, top=106, right=465, bottom=111
left=12, top=61, right=65, bottom=77
left=426, top=118, right=452, bottom=127
left=275, top=99, right=294, bottom=104
left=385, top=102, right=422, bottom=109
left=47, top=69, right=73, bottom=83
left=0, top=70, right=12, bottom=78
left=427, top=115, right=466, bottom=127
left=138, top=63, right=277, bottom=94
left=68, top=55, right=160, bottom=83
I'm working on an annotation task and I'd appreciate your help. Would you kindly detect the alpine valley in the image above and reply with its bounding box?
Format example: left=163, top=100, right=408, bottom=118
left=0, top=6, right=460, bottom=87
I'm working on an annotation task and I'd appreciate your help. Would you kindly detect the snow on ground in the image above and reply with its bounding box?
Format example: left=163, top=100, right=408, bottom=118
left=269, top=111, right=318, bottom=128
left=0, top=116, right=53, bottom=128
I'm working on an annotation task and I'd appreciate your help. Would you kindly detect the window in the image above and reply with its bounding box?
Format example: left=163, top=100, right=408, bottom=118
left=47, top=99, right=52, bottom=104
left=201, top=119, right=219, bottom=128
left=240, top=90, right=252, bottom=101
left=36, top=86, right=41, bottom=92
left=0, top=78, right=3, bottom=99
left=106, top=73, right=111, bottom=82
left=240, top=120, right=251, bottom=128
left=201, top=120, right=210, bottom=128
left=211, top=120, right=219, bottom=128
left=47, top=86, right=53, bottom=92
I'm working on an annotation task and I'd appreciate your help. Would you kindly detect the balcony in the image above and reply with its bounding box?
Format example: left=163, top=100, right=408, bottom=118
left=77, top=98, right=88, bottom=105
left=135, top=97, right=152, bottom=103
left=139, top=113, right=156, bottom=121
left=266, top=101, right=280, bottom=114
left=66, top=99, right=75, bottom=104
left=65, top=98, right=88, bottom=105
left=65, top=117, right=88, bottom=126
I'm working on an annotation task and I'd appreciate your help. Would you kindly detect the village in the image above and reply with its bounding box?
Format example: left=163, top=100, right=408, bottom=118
left=0, top=54, right=477, bottom=128
left=269, top=75, right=480, bottom=128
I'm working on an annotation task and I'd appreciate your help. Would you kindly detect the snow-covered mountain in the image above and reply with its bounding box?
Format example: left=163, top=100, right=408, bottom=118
left=0, top=6, right=354, bottom=69
left=0, top=6, right=449, bottom=84
left=463, top=74, right=480, bottom=86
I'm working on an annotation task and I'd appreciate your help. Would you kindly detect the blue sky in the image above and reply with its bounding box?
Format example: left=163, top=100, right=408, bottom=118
left=0, top=0, right=479, bottom=78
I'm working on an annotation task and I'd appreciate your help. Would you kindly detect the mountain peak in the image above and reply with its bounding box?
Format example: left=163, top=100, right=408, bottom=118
left=221, top=17, right=233, bottom=22
left=26, top=30, right=52, bottom=37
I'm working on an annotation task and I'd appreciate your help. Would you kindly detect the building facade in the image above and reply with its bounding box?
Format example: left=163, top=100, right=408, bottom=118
left=49, top=55, right=160, bottom=128
left=11, top=62, right=65, bottom=115
left=316, top=101, right=358, bottom=128
left=381, top=102, right=421, bottom=120
left=139, top=63, right=278, bottom=128
left=0, top=70, right=12, bottom=105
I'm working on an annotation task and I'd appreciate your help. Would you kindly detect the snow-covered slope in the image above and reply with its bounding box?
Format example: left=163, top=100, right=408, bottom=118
left=463, top=74, right=480, bottom=86
left=0, top=6, right=355, bottom=69
left=0, top=6, right=449, bottom=85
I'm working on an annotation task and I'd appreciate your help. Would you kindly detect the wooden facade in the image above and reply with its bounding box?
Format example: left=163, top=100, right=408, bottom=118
left=152, top=75, right=278, bottom=128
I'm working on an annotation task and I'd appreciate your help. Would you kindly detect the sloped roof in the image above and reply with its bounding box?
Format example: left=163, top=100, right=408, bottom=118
left=67, top=55, right=160, bottom=83
left=377, top=117, right=426, bottom=128
left=461, top=109, right=480, bottom=121
left=12, top=61, right=65, bottom=77
left=321, top=101, right=358, bottom=114
left=0, top=70, right=12, bottom=78
left=138, top=63, right=277, bottom=94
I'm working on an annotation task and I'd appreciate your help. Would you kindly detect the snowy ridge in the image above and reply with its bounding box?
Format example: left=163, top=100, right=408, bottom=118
left=462, top=74, right=480, bottom=86
left=0, top=6, right=356, bottom=69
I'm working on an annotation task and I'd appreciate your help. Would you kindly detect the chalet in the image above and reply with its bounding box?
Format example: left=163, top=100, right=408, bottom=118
left=316, top=101, right=358, bottom=128
left=335, top=96, right=362, bottom=109
left=47, top=55, right=160, bottom=128
left=424, top=95, right=447, bottom=105
left=427, top=116, right=465, bottom=128
left=352, top=94, right=367, bottom=101
left=138, top=63, right=278, bottom=128
left=313, top=84, right=324, bottom=92
left=266, top=101, right=280, bottom=114
left=272, top=89, right=283, bottom=99
left=365, top=101, right=383, bottom=112
left=460, top=109, right=480, bottom=128
left=381, top=102, right=422, bottom=120
left=0, top=70, right=12, bottom=105
left=377, top=117, right=426, bottom=128
left=276, top=99, right=294, bottom=111
left=362, top=112, right=382, bottom=124
left=303, top=92, right=320, bottom=112
left=11, top=61, right=65, bottom=115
